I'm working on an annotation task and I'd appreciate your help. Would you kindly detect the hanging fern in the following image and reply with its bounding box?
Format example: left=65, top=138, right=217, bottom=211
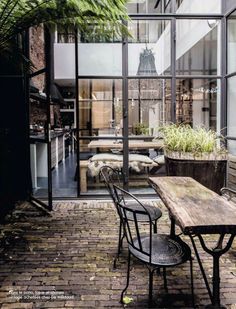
left=0, top=0, right=130, bottom=70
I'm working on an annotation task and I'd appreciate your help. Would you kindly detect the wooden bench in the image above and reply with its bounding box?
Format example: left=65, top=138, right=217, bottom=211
left=80, top=161, right=89, bottom=193
left=77, top=159, right=158, bottom=193
left=74, top=161, right=89, bottom=193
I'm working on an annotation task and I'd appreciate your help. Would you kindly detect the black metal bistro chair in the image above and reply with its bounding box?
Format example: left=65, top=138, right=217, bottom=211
left=113, top=185, right=194, bottom=307
left=99, top=165, right=162, bottom=268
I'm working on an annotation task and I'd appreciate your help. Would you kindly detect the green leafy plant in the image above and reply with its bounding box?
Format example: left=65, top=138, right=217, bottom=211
left=158, top=124, right=226, bottom=155
left=134, top=122, right=149, bottom=135
left=0, top=0, right=130, bottom=70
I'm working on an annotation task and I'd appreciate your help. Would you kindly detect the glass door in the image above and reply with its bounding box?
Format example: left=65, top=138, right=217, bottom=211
left=29, top=73, right=52, bottom=210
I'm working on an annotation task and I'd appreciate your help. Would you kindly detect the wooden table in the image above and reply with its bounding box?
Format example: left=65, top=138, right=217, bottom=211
left=88, top=139, right=163, bottom=150
left=149, top=176, right=236, bottom=309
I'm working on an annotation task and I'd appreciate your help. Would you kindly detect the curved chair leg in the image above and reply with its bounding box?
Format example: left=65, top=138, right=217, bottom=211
left=190, top=258, right=195, bottom=308
left=121, top=251, right=131, bottom=303
left=114, top=220, right=123, bottom=269
left=148, top=269, right=155, bottom=307
left=163, top=267, right=168, bottom=292
left=153, top=220, right=157, bottom=234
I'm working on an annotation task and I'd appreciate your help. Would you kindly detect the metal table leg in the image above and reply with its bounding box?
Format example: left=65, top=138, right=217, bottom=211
left=190, top=234, right=235, bottom=309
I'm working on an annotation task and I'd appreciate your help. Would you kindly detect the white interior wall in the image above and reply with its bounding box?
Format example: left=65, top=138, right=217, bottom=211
left=54, top=0, right=221, bottom=79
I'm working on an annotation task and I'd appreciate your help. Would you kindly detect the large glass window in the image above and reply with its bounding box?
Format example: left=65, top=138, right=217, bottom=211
left=227, top=76, right=236, bottom=137
left=176, top=19, right=221, bottom=75
left=128, top=20, right=171, bottom=76
left=175, top=0, right=221, bottom=14
left=128, top=79, right=171, bottom=136
left=78, top=79, right=122, bottom=136
left=52, top=0, right=230, bottom=197
left=176, top=78, right=220, bottom=130
left=227, top=10, right=236, bottom=74
left=127, top=0, right=158, bottom=14
left=78, top=44, right=122, bottom=76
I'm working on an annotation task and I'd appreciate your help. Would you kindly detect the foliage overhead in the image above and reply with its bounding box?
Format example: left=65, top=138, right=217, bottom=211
left=0, top=0, right=129, bottom=69
left=159, top=124, right=226, bottom=154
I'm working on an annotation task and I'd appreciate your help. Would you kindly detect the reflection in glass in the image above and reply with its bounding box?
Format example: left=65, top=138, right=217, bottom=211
left=78, top=79, right=122, bottom=136
left=57, top=24, right=75, bottom=43
left=128, top=79, right=171, bottom=136
left=175, top=0, right=221, bottom=14
left=128, top=20, right=171, bottom=76
left=127, top=0, right=158, bottom=14
left=176, top=19, right=220, bottom=75
left=227, top=10, right=236, bottom=74
left=29, top=75, right=47, bottom=140
left=176, top=79, right=219, bottom=130
left=29, top=75, right=49, bottom=201
left=227, top=76, right=236, bottom=137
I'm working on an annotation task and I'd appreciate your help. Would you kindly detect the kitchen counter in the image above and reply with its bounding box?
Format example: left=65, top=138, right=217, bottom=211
left=30, top=131, right=66, bottom=189
left=30, top=130, right=64, bottom=143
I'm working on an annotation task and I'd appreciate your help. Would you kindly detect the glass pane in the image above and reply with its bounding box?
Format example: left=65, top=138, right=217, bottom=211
left=78, top=44, right=122, bottom=76
left=29, top=74, right=47, bottom=139
left=54, top=43, right=75, bottom=80
left=176, top=78, right=220, bottom=131
left=225, top=1, right=236, bottom=13
left=29, top=74, right=49, bottom=201
left=29, top=25, right=45, bottom=72
left=128, top=145, right=165, bottom=194
left=128, top=79, right=171, bottom=136
left=154, top=0, right=172, bottom=13
left=79, top=138, right=124, bottom=194
left=78, top=79, right=123, bottom=136
left=127, top=0, right=158, bottom=14
left=175, top=0, right=221, bottom=14
left=227, top=10, right=236, bottom=74
left=128, top=20, right=171, bottom=76
left=227, top=140, right=236, bottom=155
left=57, top=24, right=75, bottom=43
left=176, top=19, right=221, bottom=75
left=227, top=76, right=236, bottom=137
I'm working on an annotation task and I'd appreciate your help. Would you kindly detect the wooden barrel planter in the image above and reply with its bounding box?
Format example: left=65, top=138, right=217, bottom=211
left=164, top=151, right=228, bottom=194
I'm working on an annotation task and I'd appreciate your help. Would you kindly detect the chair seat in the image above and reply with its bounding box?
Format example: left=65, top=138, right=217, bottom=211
left=125, top=201, right=162, bottom=221
left=129, top=234, right=191, bottom=267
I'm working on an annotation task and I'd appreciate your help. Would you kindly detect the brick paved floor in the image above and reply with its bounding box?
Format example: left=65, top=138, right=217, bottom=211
left=0, top=200, right=236, bottom=309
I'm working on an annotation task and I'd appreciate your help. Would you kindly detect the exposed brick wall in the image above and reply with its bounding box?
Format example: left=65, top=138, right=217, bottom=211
left=29, top=25, right=45, bottom=90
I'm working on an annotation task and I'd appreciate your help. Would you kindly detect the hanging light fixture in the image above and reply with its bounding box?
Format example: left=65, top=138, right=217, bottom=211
left=137, top=46, right=157, bottom=76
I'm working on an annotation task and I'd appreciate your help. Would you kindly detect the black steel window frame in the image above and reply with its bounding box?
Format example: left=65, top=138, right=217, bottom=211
left=225, top=8, right=236, bottom=143
left=74, top=5, right=227, bottom=197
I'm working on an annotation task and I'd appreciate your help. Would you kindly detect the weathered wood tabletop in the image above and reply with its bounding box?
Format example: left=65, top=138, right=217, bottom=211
left=88, top=139, right=163, bottom=150
left=149, top=176, right=236, bottom=235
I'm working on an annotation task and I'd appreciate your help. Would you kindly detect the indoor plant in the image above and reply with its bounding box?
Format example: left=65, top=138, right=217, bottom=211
left=134, top=123, right=149, bottom=135
left=158, top=124, right=228, bottom=193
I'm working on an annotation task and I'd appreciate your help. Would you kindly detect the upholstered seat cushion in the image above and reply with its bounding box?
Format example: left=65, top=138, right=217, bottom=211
left=90, top=153, right=123, bottom=161
left=90, top=153, right=154, bottom=164
left=152, top=155, right=165, bottom=165
left=89, top=153, right=156, bottom=176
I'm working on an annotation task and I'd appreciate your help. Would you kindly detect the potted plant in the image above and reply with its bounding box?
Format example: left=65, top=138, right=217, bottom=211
left=134, top=123, right=149, bottom=135
left=159, top=124, right=228, bottom=193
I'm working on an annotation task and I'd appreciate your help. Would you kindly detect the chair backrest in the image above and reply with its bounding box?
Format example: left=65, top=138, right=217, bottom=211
left=99, top=165, right=124, bottom=205
left=113, top=185, right=153, bottom=264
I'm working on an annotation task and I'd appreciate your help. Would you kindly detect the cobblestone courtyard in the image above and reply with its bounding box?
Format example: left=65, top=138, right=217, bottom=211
left=0, top=200, right=236, bottom=308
